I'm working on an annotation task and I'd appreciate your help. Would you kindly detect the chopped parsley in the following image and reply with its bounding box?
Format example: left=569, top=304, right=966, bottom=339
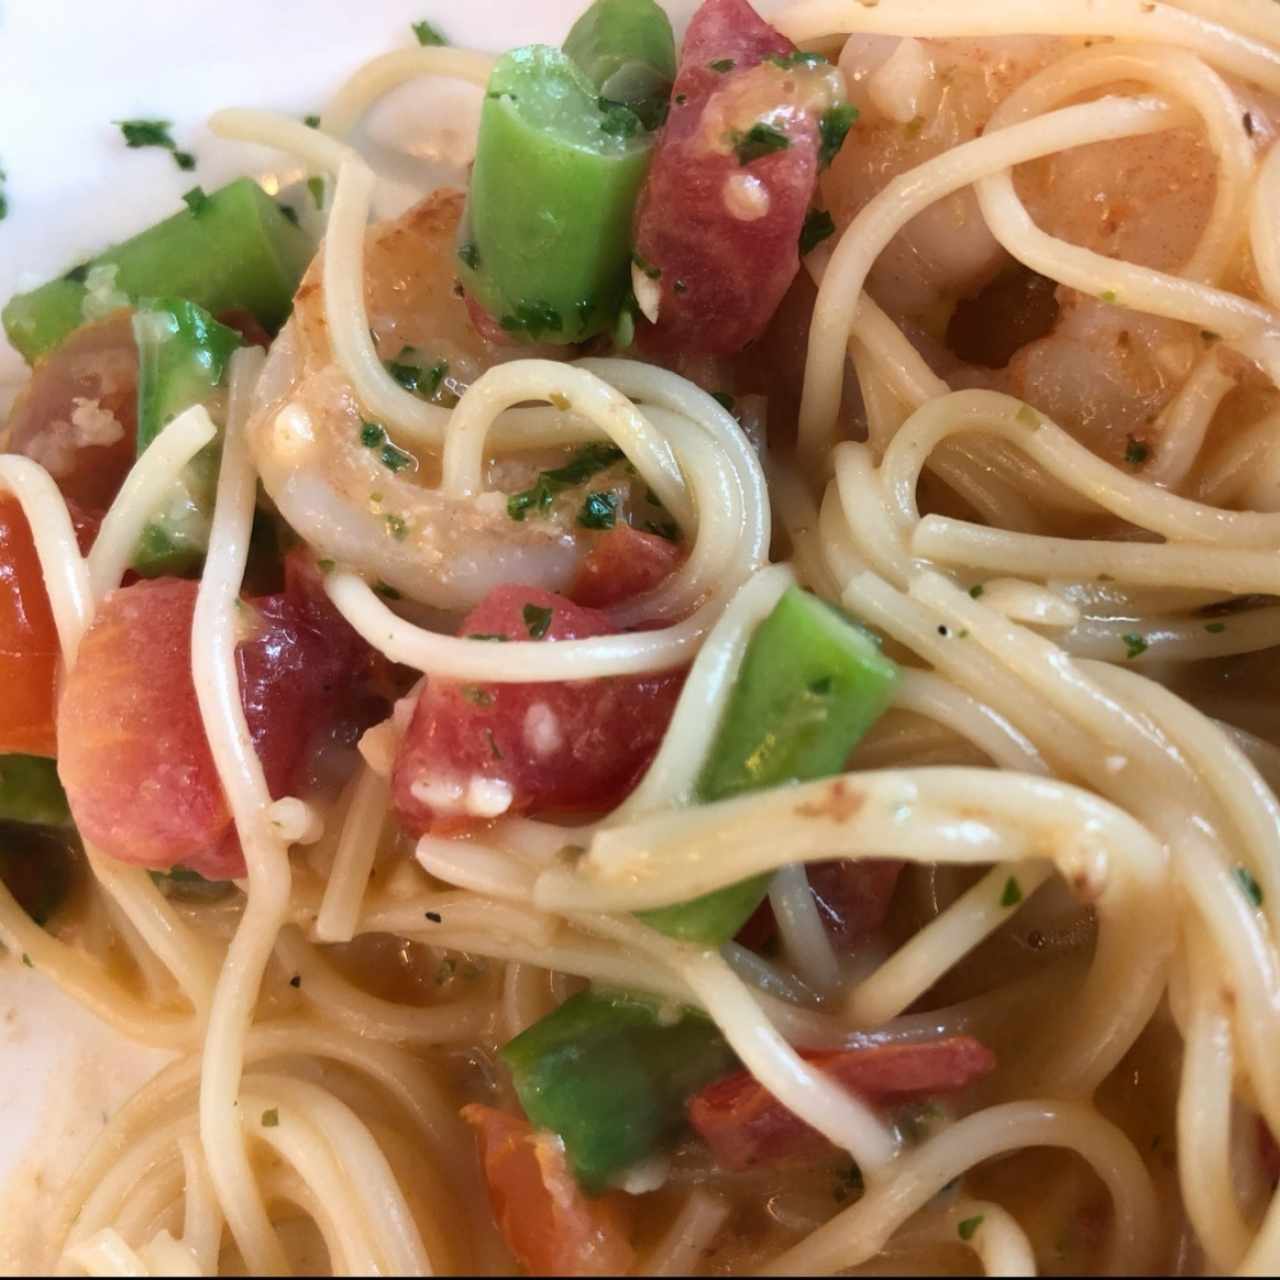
left=358, top=420, right=416, bottom=473
left=116, top=118, right=195, bottom=170
left=1000, top=876, right=1023, bottom=908
left=386, top=348, right=448, bottom=399
left=507, top=443, right=625, bottom=521
left=360, top=420, right=385, bottom=448
left=304, top=114, right=321, bottom=128
left=957, top=1215, right=984, bottom=1242
left=499, top=299, right=563, bottom=339
left=261, top=1108, right=279, bottom=1128
left=424, top=911, right=443, bottom=923
left=64, top=263, right=90, bottom=284
left=278, top=203, right=300, bottom=227
left=818, top=103, right=858, bottom=169
left=1124, top=435, right=1150, bottom=466
left=969, top=583, right=985, bottom=599
left=1235, top=865, right=1264, bottom=908
left=182, top=185, right=211, bottom=216
left=460, top=685, right=494, bottom=706
left=1100, top=289, right=1119, bottom=305
left=578, top=490, right=619, bottom=530
left=799, top=208, right=836, bottom=256
left=523, top=603, right=554, bottom=639
left=1205, top=621, right=1227, bottom=634
left=373, top=581, right=402, bottom=600
left=0, top=164, right=8, bottom=222
left=385, top=514, right=409, bottom=541
left=21, top=953, right=32, bottom=968
left=709, top=58, right=736, bottom=73
left=1121, top=632, right=1148, bottom=660
left=458, top=241, right=480, bottom=271
left=412, top=19, right=446, bottom=46
left=732, top=122, right=791, bottom=166
left=307, top=175, right=325, bottom=210
left=1015, top=404, right=1039, bottom=428
left=767, top=50, right=829, bottom=69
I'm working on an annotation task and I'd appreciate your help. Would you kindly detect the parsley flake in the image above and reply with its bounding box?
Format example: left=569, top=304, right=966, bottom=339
left=373, top=582, right=402, bottom=601
left=360, top=421, right=386, bottom=448
left=507, top=443, right=624, bottom=521
left=412, top=19, right=446, bottom=46
left=709, top=58, right=735, bottom=73
left=799, top=208, right=836, bottom=256
left=500, top=299, right=563, bottom=339
left=599, top=99, right=642, bottom=137
left=1100, top=289, right=1119, bottom=304
left=523, top=603, right=553, bottom=639
left=307, top=175, right=325, bottom=210
left=304, top=114, right=321, bottom=128
left=385, top=513, right=409, bottom=541
left=732, top=122, right=791, bottom=166
left=182, top=185, right=210, bottom=216
left=116, top=118, right=196, bottom=171
left=1205, top=621, right=1227, bottom=634
left=21, top=952, right=32, bottom=968
left=958, top=1215, right=984, bottom=1242
left=317, top=558, right=335, bottom=572
left=1122, top=633, right=1148, bottom=660
left=261, top=1108, right=279, bottom=1128
left=461, top=685, right=494, bottom=706
left=1235, top=865, right=1264, bottom=907
left=818, top=103, right=858, bottom=169
left=578, top=490, right=618, bottom=530
left=458, top=241, right=480, bottom=271
left=386, top=349, right=448, bottom=399
left=278, top=203, right=299, bottom=227
left=380, top=441, right=415, bottom=472
left=969, top=583, right=985, bottom=599
left=1000, top=876, right=1023, bottom=907
left=424, top=911, right=443, bottom=923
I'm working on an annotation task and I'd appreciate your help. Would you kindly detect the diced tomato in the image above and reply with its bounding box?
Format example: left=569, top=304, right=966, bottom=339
left=4, top=313, right=138, bottom=519
left=689, top=1037, right=997, bottom=1170
left=632, top=0, right=825, bottom=355
left=733, top=858, right=902, bottom=953
left=58, top=566, right=382, bottom=879
left=391, top=585, right=683, bottom=834
left=807, top=859, right=903, bottom=945
left=461, top=1105, right=635, bottom=1277
left=570, top=526, right=682, bottom=609
left=0, top=497, right=61, bottom=757
left=465, top=293, right=517, bottom=347
left=216, top=308, right=273, bottom=350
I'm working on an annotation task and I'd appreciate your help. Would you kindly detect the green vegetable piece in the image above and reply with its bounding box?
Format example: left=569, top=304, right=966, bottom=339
left=819, top=103, right=858, bottom=169
left=639, top=588, right=900, bottom=943
left=3, top=178, right=313, bottom=365
left=0, top=755, right=71, bottom=828
left=562, top=0, right=677, bottom=131
left=458, top=46, right=656, bottom=345
left=732, top=122, right=791, bottom=166
left=131, top=299, right=242, bottom=576
left=501, top=989, right=736, bottom=1191
left=799, top=208, right=836, bottom=256
left=412, top=19, right=446, bottom=46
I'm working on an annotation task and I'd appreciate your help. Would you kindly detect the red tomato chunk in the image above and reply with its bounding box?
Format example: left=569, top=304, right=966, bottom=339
left=392, top=585, right=683, bottom=833
left=689, top=1038, right=997, bottom=1170
left=569, top=525, right=681, bottom=609
left=58, top=562, right=381, bottom=879
left=632, top=0, right=827, bottom=355
left=462, top=1105, right=635, bottom=1277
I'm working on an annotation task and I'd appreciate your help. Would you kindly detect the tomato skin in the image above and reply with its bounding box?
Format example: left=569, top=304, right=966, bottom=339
left=461, top=1105, right=635, bottom=1277
left=0, top=497, right=62, bottom=757
left=57, top=565, right=382, bottom=878
left=689, top=1038, right=997, bottom=1170
left=392, top=585, right=683, bottom=834
left=569, top=526, right=681, bottom=609
left=4, top=313, right=138, bottom=519
left=632, top=0, right=819, bottom=355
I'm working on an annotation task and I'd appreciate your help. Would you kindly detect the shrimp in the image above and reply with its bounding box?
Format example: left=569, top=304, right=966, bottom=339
left=247, top=191, right=654, bottom=612
left=822, top=35, right=1279, bottom=466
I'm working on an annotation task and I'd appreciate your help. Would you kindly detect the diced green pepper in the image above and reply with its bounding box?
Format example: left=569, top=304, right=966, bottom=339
left=2, top=179, right=312, bottom=364
left=638, top=588, right=900, bottom=943
left=0, top=755, right=71, bottom=828
left=501, top=989, right=736, bottom=1191
left=458, top=45, right=655, bottom=344
left=131, top=299, right=242, bottom=577
left=563, top=0, right=677, bottom=130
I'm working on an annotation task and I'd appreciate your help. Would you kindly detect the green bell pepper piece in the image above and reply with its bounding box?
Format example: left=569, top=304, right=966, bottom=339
left=131, top=299, right=242, bottom=577
left=457, top=45, right=655, bottom=344
left=563, top=0, right=677, bottom=130
left=3, top=178, right=311, bottom=364
left=638, top=587, right=901, bottom=943
left=501, top=989, right=736, bottom=1192
left=0, top=755, right=71, bottom=828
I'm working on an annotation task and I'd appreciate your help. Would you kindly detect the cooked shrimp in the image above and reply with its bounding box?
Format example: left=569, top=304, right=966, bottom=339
left=248, top=191, right=651, bottom=612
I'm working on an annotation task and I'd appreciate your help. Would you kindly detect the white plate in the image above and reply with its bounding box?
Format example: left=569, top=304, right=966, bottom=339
left=0, top=0, right=807, bottom=1267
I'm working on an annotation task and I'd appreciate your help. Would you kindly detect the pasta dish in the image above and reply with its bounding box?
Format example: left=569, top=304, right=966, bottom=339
left=3, top=0, right=1280, bottom=1273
